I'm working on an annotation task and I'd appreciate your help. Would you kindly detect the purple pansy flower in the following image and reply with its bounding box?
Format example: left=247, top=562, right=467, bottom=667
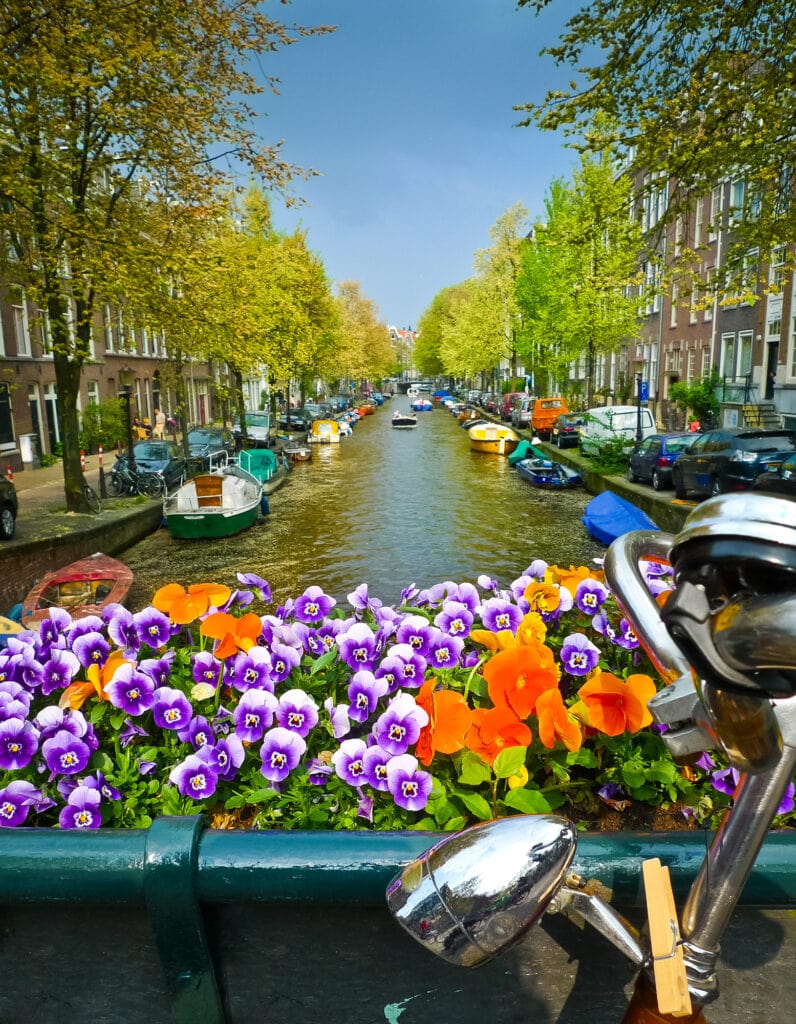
left=477, top=574, right=499, bottom=593
left=119, top=719, right=148, bottom=748
left=106, top=608, right=141, bottom=654
left=133, top=607, right=172, bottom=649
left=233, top=689, right=279, bottom=743
left=395, top=615, right=434, bottom=656
left=40, top=649, right=81, bottom=696
left=58, top=785, right=103, bottom=829
left=399, top=584, right=419, bottom=605
left=615, top=618, right=640, bottom=650
left=42, top=728, right=91, bottom=776
left=237, top=572, right=272, bottom=603
left=139, top=652, right=174, bottom=687
left=362, top=745, right=392, bottom=791
left=259, top=727, right=306, bottom=783
left=178, top=715, right=215, bottom=750
left=268, top=641, right=301, bottom=684
left=276, top=689, right=319, bottom=738
left=434, top=601, right=474, bottom=638
left=337, top=622, right=379, bottom=671
left=0, top=718, right=39, bottom=770
left=38, top=608, right=72, bottom=644
left=152, top=687, right=193, bottom=731
left=169, top=749, right=220, bottom=799
left=331, top=738, right=368, bottom=786
left=384, top=642, right=427, bottom=689
left=65, top=616, right=105, bottom=644
left=357, top=792, right=374, bottom=822
left=347, top=583, right=383, bottom=618
left=480, top=598, right=523, bottom=634
left=372, top=693, right=429, bottom=756
left=323, top=697, right=351, bottom=739
left=0, top=780, right=44, bottom=827
left=105, top=664, right=156, bottom=716
left=427, top=629, right=464, bottom=670
left=202, top=735, right=245, bottom=781
left=711, top=767, right=740, bottom=797
left=525, top=559, right=549, bottom=580
left=574, top=579, right=609, bottom=615
left=385, top=753, right=432, bottom=812
left=293, top=585, right=336, bottom=623
left=347, top=671, right=389, bottom=723
left=71, top=631, right=110, bottom=669
left=226, top=647, right=274, bottom=693
left=307, top=757, right=333, bottom=786
left=191, top=651, right=223, bottom=690
left=560, top=633, right=601, bottom=676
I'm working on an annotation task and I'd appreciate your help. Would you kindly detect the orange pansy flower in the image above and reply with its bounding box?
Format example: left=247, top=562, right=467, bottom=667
left=59, top=650, right=130, bottom=710
left=469, top=628, right=517, bottom=652
left=465, top=706, right=531, bottom=766
left=523, top=582, right=563, bottom=615
left=577, top=672, right=657, bottom=736
left=515, top=611, right=547, bottom=646
left=415, top=679, right=473, bottom=766
left=483, top=641, right=559, bottom=719
left=536, top=687, right=583, bottom=752
left=200, top=611, right=264, bottom=660
left=152, top=582, right=232, bottom=625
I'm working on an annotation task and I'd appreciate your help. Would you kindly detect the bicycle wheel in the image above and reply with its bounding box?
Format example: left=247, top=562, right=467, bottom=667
left=83, top=482, right=102, bottom=514
left=137, top=473, right=166, bottom=499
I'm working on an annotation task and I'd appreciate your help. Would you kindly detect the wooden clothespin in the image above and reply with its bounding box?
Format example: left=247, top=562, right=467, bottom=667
left=642, top=858, right=693, bottom=1018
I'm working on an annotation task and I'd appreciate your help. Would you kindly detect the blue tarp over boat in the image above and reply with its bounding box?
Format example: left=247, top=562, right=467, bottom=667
left=582, top=490, right=659, bottom=546
left=508, top=439, right=548, bottom=466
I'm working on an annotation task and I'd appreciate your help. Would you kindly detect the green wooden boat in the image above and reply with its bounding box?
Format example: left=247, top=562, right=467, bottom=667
left=237, top=448, right=289, bottom=495
left=164, top=465, right=263, bottom=540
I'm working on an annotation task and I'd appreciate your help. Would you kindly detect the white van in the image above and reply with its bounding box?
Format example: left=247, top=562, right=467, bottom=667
left=578, top=405, right=656, bottom=455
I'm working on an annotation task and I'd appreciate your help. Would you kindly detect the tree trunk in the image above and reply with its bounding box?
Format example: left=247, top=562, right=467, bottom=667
left=233, top=366, right=247, bottom=449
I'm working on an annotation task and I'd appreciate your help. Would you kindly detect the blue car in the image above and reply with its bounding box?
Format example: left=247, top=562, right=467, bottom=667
left=626, top=432, right=699, bottom=490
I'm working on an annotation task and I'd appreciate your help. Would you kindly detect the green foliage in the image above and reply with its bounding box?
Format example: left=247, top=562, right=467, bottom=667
left=669, top=372, right=721, bottom=428
left=583, top=435, right=632, bottom=474
left=79, top=399, right=128, bottom=453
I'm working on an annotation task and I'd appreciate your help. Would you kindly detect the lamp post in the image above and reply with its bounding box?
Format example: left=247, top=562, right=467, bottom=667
left=118, top=367, right=136, bottom=473
left=635, top=371, right=643, bottom=448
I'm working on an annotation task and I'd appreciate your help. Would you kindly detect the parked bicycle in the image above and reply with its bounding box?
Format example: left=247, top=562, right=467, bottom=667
left=387, top=492, right=796, bottom=1023
left=82, top=477, right=102, bottom=514
left=108, top=453, right=168, bottom=499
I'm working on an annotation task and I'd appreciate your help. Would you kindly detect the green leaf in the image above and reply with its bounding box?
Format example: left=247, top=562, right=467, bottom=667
left=621, top=766, right=646, bottom=789
left=455, top=790, right=493, bottom=820
left=503, top=788, right=553, bottom=814
left=493, top=746, right=527, bottom=779
left=309, top=649, right=337, bottom=676
left=457, top=750, right=492, bottom=786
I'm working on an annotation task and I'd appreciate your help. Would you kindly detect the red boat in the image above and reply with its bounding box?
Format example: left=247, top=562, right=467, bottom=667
left=21, top=553, right=134, bottom=623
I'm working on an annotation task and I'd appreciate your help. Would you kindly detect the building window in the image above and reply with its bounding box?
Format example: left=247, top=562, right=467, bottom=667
left=702, top=347, right=712, bottom=376
left=670, top=280, right=678, bottom=327
left=739, top=331, right=753, bottom=377
left=103, top=303, right=115, bottom=353
left=37, top=309, right=53, bottom=357
left=769, top=318, right=782, bottom=339
left=721, top=333, right=736, bottom=378
left=687, top=348, right=696, bottom=382
left=770, top=245, right=786, bottom=291
left=704, top=267, right=715, bottom=320
left=87, top=380, right=100, bottom=406
left=0, top=384, right=13, bottom=445
left=694, top=197, right=703, bottom=248
left=12, top=301, right=31, bottom=357
left=789, top=315, right=796, bottom=378
left=708, top=185, right=722, bottom=241
left=730, top=178, right=745, bottom=221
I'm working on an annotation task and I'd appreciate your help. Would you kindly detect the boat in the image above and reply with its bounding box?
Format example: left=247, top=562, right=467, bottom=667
left=508, top=439, right=549, bottom=466
left=392, top=409, right=418, bottom=429
left=308, top=419, right=342, bottom=444
left=0, top=614, right=24, bottom=647
left=237, top=448, right=290, bottom=496
left=468, top=423, right=520, bottom=456
left=164, top=465, right=263, bottom=540
left=411, top=398, right=433, bottom=412
left=283, top=442, right=312, bottom=463
left=20, top=553, right=134, bottom=623
left=515, top=457, right=582, bottom=489
left=457, top=407, right=479, bottom=424
left=582, top=490, right=659, bottom=546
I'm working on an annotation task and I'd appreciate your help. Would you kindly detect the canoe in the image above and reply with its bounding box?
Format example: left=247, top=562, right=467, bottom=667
left=237, top=448, right=290, bottom=495
left=164, top=465, right=263, bottom=540
left=308, top=419, right=342, bottom=443
left=283, top=442, right=312, bottom=462
left=515, top=457, right=582, bottom=489
left=392, top=410, right=418, bottom=429
left=582, top=490, right=659, bottom=546
left=469, top=424, right=520, bottom=456
left=20, top=553, right=134, bottom=623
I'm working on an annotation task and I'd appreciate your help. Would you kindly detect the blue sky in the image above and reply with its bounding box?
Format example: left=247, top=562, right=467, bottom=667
left=251, top=1, right=579, bottom=329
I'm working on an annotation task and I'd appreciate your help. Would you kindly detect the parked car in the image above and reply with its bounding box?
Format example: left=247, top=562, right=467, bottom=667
left=232, top=411, right=272, bottom=449
left=0, top=469, right=18, bottom=540
left=672, top=427, right=796, bottom=499
left=302, top=402, right=334, bottom=421
left=278, top=409, right=314, bottom=433
left=328, top=395, right=352, bottom=412
left=187, top=426, right=236, bottom=470
left=511, top=395, right=534, bottom=430
left=131, top=440, right=189, bottom=492
left=531, top=397, right=568, bottom=439
left=483, top=393, right=501, bottom=415
left=753, top=452, right=796, bottom=497
left=626, top=432, right=699, bottom=491
left=578, top=405, right=657, bottom=455
left=501, top=392, right=526, bottom=421
left=551, top=413, right=586, bottom=448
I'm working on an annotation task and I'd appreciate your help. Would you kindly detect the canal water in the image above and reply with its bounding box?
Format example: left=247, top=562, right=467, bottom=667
left=123, top=405, right=605, bottom=610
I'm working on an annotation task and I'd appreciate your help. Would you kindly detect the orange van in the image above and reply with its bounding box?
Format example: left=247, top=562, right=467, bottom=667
left=531, top=397, right=568, bottom=438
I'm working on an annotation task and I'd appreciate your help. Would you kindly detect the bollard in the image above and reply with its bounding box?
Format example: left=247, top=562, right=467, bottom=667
left=80, top=449, right=86, bottom=471
left=5, top=464, right=12, bottom=482
left=98, top=445, right=104, bottom=468
left=98, top=466, right=108, bottom=499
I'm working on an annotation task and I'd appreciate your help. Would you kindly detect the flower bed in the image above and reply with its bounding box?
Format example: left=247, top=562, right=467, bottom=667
left=1, top=561, right=793, bottom=831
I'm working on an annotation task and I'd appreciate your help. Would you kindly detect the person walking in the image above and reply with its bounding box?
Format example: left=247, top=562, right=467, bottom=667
left=153, top=408, right=166, bottom=439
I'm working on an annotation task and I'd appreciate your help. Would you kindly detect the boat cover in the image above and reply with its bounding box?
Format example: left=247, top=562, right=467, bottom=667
left=582, top=490, right=659, bottom=546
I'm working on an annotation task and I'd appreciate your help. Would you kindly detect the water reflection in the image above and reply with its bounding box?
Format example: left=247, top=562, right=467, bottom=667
left=123, top=406, right=604, bottom=609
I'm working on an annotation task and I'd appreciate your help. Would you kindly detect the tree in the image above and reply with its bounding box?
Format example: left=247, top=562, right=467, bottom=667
left=333, top=282, right=395, bottom=387
left=0, top=2, right=330, bottom=510
left=415, top=289, right=456, bottom=379
left=518, top=1, right=796, bottom=268
left=516, top=146, right=644, bottom=406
